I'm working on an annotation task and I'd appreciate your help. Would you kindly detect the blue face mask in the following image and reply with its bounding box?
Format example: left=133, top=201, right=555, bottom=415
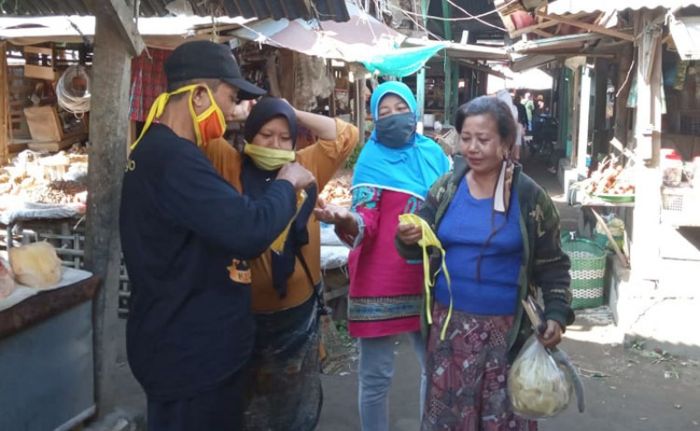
left=375, top=112, right=416, bottom=148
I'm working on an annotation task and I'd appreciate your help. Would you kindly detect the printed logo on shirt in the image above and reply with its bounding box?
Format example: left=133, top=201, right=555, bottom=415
left=228, top=259, right=252, bottom=284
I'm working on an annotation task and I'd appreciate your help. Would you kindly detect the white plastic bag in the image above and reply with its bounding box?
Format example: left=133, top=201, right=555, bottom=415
left=508, top=335, right=572, bottom=418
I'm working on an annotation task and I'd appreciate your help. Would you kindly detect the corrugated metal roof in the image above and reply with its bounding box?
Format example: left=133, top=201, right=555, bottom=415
left=0, top=0, right=350, bottom=22
left=548, top=0, right=700, bottom=15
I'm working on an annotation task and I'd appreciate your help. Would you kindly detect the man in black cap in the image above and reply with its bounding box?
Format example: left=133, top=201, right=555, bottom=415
left=119, top=40, right=315, bottom=430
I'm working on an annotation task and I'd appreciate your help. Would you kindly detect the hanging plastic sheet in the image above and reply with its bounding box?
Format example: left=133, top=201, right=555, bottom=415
left=361, top=44, right=446, bottom=78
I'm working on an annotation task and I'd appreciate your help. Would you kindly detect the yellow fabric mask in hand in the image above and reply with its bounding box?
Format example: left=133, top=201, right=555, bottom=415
left=127, top=84, right=226, bottom=170
left=270, top=190, right=307, bottom=253
left=244, top=142, right=296, bottom=171
left=398, top=213, right=453, bottom=341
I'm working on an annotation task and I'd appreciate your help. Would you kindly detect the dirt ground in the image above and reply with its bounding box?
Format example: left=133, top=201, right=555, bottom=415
left=318, top=308, right=700, bottom=431
left=318, top=157, right=700, bottom=431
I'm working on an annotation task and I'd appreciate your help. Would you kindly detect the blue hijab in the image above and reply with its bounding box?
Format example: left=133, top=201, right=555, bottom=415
left=352, top=81, right=450, bottom=200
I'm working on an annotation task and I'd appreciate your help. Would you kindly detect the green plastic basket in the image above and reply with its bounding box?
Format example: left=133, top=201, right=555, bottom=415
left=562, top=237, right=607, bottom=309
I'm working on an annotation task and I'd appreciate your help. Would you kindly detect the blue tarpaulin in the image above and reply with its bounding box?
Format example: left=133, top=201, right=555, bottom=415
left=361, top=44, right=446, bottom=77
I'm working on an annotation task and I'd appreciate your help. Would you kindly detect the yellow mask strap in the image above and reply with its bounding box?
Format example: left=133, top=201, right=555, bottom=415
left=270, top=190, right=308, bottom=253
left=398, top=213, right=453, bottom=341
left=186, top=85, right=226, bottom=147
left=129, top=84, right=223, bottom=153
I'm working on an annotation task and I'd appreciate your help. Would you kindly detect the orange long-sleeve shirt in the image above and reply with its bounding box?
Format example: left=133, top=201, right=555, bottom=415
left=203, top=118, right=358, bottom=312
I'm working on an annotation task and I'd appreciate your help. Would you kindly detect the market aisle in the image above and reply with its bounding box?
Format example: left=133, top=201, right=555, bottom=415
left=319, top=309, right=700, bottom=431
left=319, top=158, right=700, bottom=431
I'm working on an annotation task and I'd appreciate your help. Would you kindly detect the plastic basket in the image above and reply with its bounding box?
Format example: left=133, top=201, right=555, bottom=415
left=562, top=237, right=606, bottom=309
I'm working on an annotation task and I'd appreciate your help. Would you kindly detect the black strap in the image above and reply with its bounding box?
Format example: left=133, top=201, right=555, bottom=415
left=296, top=251, right=328, bottom=316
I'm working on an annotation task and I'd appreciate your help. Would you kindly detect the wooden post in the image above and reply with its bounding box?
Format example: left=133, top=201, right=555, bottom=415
left=0, top=41, right=8, bottom=164
left=614, top=44, right=633, bottom=146
left=569, top=66, right=580, bottom=166
left=84, top=2, right=145, bottom=418
left=353, top=65, right=366, bottom=145
left=557, top=67, right=572, bottom=159
left=631, top=10, right=663, bottom=280
left=451, top=62, right=460, bottom=116
left=577, top=64, right=592, bottom=174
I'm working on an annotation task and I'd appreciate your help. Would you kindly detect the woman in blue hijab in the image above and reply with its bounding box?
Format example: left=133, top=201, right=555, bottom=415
left=316, top=81, right=450, bottom=430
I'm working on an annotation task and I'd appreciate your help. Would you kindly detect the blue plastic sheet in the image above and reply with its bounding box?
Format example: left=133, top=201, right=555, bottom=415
left=362, top=44, right=447, bottom=77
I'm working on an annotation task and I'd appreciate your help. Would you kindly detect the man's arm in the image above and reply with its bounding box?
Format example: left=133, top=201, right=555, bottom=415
left=159, top=147, right=308, bottom=259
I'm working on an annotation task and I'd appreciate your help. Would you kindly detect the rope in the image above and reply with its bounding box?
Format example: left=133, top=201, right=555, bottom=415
left=56, top=65, right=90, bottom=116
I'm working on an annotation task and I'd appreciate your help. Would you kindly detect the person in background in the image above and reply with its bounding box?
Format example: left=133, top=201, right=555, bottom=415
left=522, top=92, right=535, bottom=132
left=120, top=41, right=315, bottom=431
left=396, top=95, right=573, bottom=431
left=202, top=97, right=358, bottom=430
left=535, top=94, right=547, bottom=116
left=314, top=81, right=450, bottom=431
left=512, top=91, right=529, bottom=132
left=497, top=89, right=522, bottom=162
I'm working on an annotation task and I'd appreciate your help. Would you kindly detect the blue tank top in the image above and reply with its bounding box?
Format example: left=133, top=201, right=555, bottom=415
left=434, top=178, right=523, bottom=315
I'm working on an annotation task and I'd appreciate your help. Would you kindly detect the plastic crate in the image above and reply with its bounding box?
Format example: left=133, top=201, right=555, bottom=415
left=661, top=186, right=700, bottom=226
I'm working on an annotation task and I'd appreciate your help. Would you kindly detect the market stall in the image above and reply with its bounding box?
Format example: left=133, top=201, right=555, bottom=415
left=0, top=239, right=96, bottom=430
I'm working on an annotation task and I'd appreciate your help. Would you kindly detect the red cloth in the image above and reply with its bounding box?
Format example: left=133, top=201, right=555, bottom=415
left=130, top=48, right=172, bottom=122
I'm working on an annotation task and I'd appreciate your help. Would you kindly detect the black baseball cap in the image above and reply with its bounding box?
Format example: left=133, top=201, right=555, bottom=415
left=165, top=40, right=265, bottom=99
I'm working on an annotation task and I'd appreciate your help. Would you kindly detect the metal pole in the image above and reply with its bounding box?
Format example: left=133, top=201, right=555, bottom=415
left=416, top=0, right=430, bottom=130
left=442, top=0, right=453, bottom=124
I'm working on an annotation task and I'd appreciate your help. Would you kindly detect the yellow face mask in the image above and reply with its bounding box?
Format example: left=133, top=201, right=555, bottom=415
left=269, top=190, right=307, bottom=254
left=398, top=213, right=452, bottom=341
left=127, top=84, right=226, bottom=169
left=243, top=142, right=296, bottom=171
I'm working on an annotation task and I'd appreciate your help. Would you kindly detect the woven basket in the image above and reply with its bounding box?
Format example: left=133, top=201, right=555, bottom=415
left=562, top=237, right=607, bottom=309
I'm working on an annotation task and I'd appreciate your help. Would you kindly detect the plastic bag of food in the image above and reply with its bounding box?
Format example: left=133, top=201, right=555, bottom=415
left=0, top=259, right=16, bottom=299
left=9, top=241, right=63, bottom=289
left=508, top=335, right=572, bottom=418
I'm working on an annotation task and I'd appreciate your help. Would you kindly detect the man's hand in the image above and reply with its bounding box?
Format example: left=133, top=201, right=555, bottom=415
left=277, top=162, right=315, bottom=190
left=397, top=223, right=423, bottom=245
left=538, top=320, right=563, bottom=349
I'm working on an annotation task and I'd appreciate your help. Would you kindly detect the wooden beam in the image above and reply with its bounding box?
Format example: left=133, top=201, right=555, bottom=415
left=631, top=9, right=664, bottom=280
left=91, top=0, right=145, bottom=57
left=533, top=29, right=554, bottom=38
left=570, top=65, right=581, bottom=165
left=538, top=11, right=635, bottom=42
left=511, top=12, right=588, bottom=37
left=85, top=5, right=144, bottom=417
left=614, top=44, right=633, bottom=146
left=512, top=18, right=560, bottom=37
left=0, top=41, right=7, bottom=164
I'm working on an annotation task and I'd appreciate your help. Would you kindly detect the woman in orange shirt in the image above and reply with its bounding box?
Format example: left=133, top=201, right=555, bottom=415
left=203, top=97, right=358, bottom=431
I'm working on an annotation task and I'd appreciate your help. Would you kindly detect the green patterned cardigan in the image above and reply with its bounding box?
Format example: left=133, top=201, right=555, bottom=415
left=395, top=161, right=575, bottom=362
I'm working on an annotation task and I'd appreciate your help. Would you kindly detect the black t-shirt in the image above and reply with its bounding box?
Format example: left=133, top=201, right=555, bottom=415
left=120, top=124, right=296, bottom=400
left=516, top=103, right=528, bottom=128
